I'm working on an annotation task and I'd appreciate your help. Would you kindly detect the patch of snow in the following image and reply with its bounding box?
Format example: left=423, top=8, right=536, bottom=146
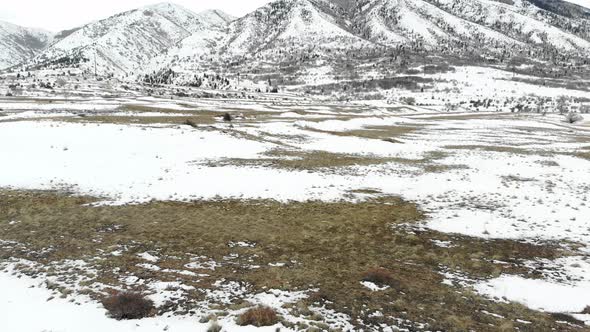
left=361, top=281, right=390, bottom=291
left=475, top=275, right=590, bottom=313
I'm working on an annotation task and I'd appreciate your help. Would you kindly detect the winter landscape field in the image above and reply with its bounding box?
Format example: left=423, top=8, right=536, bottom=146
left=1, top=0, right=590, bottom=331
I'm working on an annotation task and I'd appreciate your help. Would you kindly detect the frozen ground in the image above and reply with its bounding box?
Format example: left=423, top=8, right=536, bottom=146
left=0, top=89, right=589, bottom=330
left=0, top=262, right=296, bottom=332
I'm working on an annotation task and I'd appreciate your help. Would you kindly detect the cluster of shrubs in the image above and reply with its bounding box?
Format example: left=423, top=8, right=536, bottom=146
left=237, top=306, right=279, bottom=327
left=102, top=292, right=155, bottom=320
left=101, top=291, right=282, bottom=329
left=96, top=268, right=400, bottom=329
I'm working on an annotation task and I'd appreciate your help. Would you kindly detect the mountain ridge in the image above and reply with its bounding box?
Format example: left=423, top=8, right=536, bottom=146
left=0, top=20, right=54, bottom=69
left=2, top=0, right=589, bottom=79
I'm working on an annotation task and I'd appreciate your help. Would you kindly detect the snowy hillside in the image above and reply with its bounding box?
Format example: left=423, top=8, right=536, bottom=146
left=348, top=0, right=590, bottom=52
left=198, top=9, right=237, bottom=26
left=29, top=3, right=229, bottom=77
left=3, top=0, right=590, bottom=84
left=0, top=21, right=53, bottom=69
left=220, top=0, right=371, bottom=57
left=142, top=0, right=377, bottom=87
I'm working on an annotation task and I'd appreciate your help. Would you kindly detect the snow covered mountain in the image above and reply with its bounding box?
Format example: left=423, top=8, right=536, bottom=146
left=345, top=0, right=590, bottom=52
left=198, top=9, right=237, bottom=26
left=140, top=0, right=590, bottom=87
left=4, top=0, right=590, bottom=82
left=142, top=0, right=379, bottom=86
left=219, top=0, right=371, bottom=57
left=29, top=3, right=232, bottom=77
left=0, top=21, right=53, bottom=69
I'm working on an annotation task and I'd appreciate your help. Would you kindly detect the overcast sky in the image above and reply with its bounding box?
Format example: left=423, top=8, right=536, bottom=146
left=1, top=0, right=589, bottom=32
left=0, top=0, right=274, bottom=32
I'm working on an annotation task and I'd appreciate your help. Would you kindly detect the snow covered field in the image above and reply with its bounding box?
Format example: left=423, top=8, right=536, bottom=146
left=1, top=91, right=589, bottom=331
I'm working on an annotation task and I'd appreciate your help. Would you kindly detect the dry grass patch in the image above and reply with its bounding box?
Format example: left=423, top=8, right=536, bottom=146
left=206, top=149, right=457, bottom=173
left=0, top=190, right=583, bottom=331
left=203, top=150, right=402, bottom=170
left=444, top=145, right=537, bottom=155
left=303, top=124, right=420, bottom=141
left=65, top=115, right=215, bottom=126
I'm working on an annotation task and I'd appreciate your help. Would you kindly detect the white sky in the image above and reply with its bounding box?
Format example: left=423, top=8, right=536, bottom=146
left=1, top=0, right=589, bottom=32
left=563, top=0, right=590, bottom=8
left=0, top=0, right=273, bottom=32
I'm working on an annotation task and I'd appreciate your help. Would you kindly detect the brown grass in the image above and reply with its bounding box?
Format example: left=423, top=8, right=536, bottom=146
left=0, top=190, right=581, bottom=331
left=303, top=124, right=420, bottom=141
left=237, top=307, right=279, bottom=327
left=204, top=149, right=457, bottom=173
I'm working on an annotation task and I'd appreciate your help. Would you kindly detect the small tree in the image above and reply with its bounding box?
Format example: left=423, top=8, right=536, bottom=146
left=565, top=112, right=583, bottom=124
left=56, top=78, right=68, bottom=99
left=445, top=102, right=459, bottom=112
left=401, top=96, right=416, bottom=106
left=55, top=78, right=67, bottom=89
left=556, top=96, right=569, bottom=115
left=534, top=98, right=545, bottom=114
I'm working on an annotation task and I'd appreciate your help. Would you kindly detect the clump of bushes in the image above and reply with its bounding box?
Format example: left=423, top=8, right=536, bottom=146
left=102, top=292, right=155, bottom=320
left=237, top=306, right=279, bottom=327
left=362, top=267, right=394, bottom=285
left=400, top=97, right=416, bottom=106
left=565, top=112, right=583, bottom=124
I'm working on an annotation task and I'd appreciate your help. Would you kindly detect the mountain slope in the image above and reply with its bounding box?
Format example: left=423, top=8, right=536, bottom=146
left=0, top=21, right=53, bottom=69
left=347, top=0, right=590, bottom=52
left=141, top=0, right=376, bottom=85
left=30, top=3, right=225, bottom=76
left=220, top=0, right=372, bottom=57
left=10, top=0, right=589, bottom=84
left=530, top=0, right=590, bottom=18
left=198, top=9, right=237, bottom=26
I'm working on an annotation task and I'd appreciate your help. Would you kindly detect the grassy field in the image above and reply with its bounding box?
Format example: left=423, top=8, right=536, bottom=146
left=0, top=189, right=583, bottom=331
left=0, top=96, right=589, bottom=330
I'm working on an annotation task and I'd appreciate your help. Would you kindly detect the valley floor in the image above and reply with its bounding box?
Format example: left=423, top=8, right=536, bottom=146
left=0, top=92, right=589, bottom=331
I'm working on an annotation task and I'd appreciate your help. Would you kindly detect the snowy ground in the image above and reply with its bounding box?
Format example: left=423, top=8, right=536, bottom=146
left=0, top=90, right=589, bottom=330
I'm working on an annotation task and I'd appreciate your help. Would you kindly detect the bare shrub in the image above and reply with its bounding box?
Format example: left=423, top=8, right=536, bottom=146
left=102, top=292, right=155, bottom=320
left=445, top=102, right=459, bottom=112
left=401, top=97, right=416, bottom=106
left=564, top=112, right=583, bottom=124
left=55, top=78, right=67, bottom=88
left=362, top=267, right=394, bottom=285
left=237, top=306, right=279, bottom=327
